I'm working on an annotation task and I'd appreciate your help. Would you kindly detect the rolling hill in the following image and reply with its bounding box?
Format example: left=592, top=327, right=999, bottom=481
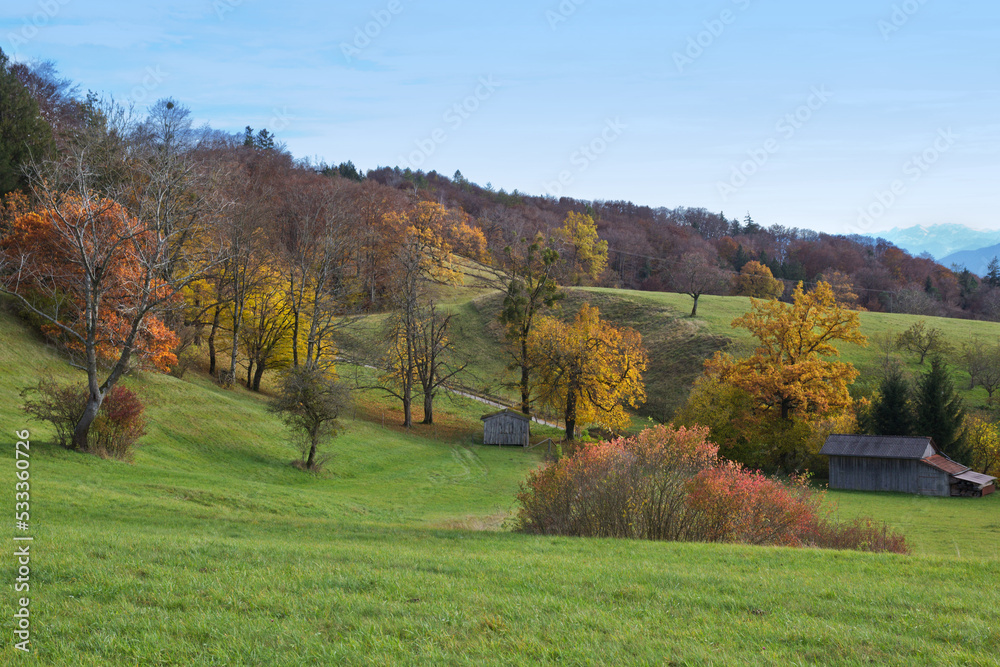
left=2, top=291, right=999, bottom=665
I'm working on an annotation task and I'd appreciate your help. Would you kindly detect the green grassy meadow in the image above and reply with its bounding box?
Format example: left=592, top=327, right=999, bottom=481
left=583, top=287, right=1000, bottom=408
left=2, top=294, right=1000, bottom=664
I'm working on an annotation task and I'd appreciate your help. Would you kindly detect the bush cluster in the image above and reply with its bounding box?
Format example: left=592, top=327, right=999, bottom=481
left=515, top=424, right=908, bottom=554
left=21, top=379, right=147, bottom=460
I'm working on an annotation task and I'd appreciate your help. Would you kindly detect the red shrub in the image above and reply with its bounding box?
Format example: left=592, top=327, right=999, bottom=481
left=515, top=424, right=719, bottom=540
left=515, top=425, right=909, bottom=554
left=21, top=379, right=146, bottom=459
left=90, top=385, right=147, bottom=460
left=685, top=465, right=820, bottom=547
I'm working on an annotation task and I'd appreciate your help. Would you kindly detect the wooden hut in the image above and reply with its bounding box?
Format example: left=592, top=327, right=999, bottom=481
left=481, top=409, right=530, bottom=447
left=821, top=434, right=997, bottom=497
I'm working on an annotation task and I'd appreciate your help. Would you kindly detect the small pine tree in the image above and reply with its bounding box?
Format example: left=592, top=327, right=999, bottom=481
left=914, top=357, right=968, bottom=463
left=986, top=257, right=1000, bottom=288
left=337, top=160, right=363, bottom=181
left=866, top=367, right=912, bottom=436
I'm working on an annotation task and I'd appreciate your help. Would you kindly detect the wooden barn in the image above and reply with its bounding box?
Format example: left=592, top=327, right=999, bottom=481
left=481, top=409, right=531, bottom=447
left=821, top=434, right=997, bottom=497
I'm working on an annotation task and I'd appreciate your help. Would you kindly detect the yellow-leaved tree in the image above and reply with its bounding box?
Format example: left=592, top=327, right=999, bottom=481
left=554, top=211, right=608, bottom=285
left=235, top=262, right=303, bottom=391
left=706, top=281, right=867, bottom=421
left=732, top=260, right=784, bottom=299
left=529, top=303, right=646, bottom=440
left=684, top=281, right=867, bottom=471
left=965, top=414, right=1000, bottom=476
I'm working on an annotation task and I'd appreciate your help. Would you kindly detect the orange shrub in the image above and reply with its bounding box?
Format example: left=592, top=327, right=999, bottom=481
left=515, top=425, right=909, bottom=554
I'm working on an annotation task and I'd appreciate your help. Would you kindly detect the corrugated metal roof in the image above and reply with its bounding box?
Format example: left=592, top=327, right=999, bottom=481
left=953, top=470, right=997, bottom=487
left=921, top=455, right=968, bottom=475
left=820, top=434, right=935, bottom=459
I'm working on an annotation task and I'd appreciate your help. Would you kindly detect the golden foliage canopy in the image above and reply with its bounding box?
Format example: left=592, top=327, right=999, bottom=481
left=706, top=281, right=867, bottom=421
left=554, top=212, right=608, bottom=285
left=732, top=260, right=783, bottom=299
left=529, top=303, right=646, bottom=438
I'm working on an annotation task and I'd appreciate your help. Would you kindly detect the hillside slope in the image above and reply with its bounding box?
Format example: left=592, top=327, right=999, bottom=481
left=338, top=283, right=1000, bottom=426
left=1, top=306, right=998, bottom=665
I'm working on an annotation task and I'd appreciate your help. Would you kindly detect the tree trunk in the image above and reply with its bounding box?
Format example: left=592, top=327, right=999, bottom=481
left=192, top=298, right=204, bottom=346
left=252, top=360, right=266, bottom=392
left=246, top=359, right=254, bottom=389
left=290, top=274, right=300, bottom=369
left=422, top=392, right=433, bottom=425
left=564, top=387, right=578, bottom=441
left=402, top=394, right=412, bottom=428
left=72, top=390, right=103, bottom=451
left=208, top=305, right=221, bottom=376
left=520, top=337, right=531, bottom=415
left=228, top=301, right=243, bottom=385
left=306, top=435, right=318, bottom=469
left=690, top=294, right=700, bottom=317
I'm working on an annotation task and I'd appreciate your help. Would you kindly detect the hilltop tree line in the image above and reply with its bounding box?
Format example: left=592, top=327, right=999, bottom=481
left=365, top=168, right=1000, bottom=321
left=0, top=53, right=644, bottom=458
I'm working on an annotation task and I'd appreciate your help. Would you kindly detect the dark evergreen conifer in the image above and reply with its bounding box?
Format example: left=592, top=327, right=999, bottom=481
left=866, top=366, right=913, bottom=436
left=915, top=357, right=968, bottom=463
left=0, top=48, right=55, bottom=196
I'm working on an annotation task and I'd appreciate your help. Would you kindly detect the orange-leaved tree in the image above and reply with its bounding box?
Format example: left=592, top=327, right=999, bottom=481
left=529, top=303, right=646, bottom=440
left=1, top=192, right=183, bottom=449
left=706, top=280, right=867, bottom=422
left=373, top=203, right=465, bottom=427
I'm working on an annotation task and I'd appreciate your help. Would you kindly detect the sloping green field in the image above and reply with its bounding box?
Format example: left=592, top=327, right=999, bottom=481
left=345, top=282, right=1000, bottom=426
left=583, top=288, right=1000, bottom=406
left=1, top=306, right=999, bottom=665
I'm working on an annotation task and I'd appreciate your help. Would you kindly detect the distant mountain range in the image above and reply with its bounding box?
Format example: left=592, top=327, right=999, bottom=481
left=940, top=244, right=1000, bottom=277
left=868, top=224, right=1000, bottom=262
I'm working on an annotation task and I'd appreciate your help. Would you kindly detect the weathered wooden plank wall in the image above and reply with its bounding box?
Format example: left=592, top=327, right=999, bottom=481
left=829, top=457, right=950, bottom=496
left=483, top=413, right=530, bottom=447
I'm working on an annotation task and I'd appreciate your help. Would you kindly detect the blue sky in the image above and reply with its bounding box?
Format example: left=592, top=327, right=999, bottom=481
left=3, top=0, right=998, bottom=236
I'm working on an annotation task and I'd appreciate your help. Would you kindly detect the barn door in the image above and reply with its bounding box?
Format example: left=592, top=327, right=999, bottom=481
left=917, top=473, right=938, bottom=496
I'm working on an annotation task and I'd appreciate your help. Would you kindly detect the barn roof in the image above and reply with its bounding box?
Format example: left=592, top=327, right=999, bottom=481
left=954, top=470, right=997, bottom=487
left=820, top=434, right=936, bottom=459
left=921, top=455, right=968, bottom=475
left=480, top=408, right=531, bottom=422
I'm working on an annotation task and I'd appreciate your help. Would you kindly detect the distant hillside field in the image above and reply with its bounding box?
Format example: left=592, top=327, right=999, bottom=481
left=339, top=282, right=1000, bottom=425
left=582, top=287, right=1000, bottom=412
left=2, top=302, right=999, bottom=665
